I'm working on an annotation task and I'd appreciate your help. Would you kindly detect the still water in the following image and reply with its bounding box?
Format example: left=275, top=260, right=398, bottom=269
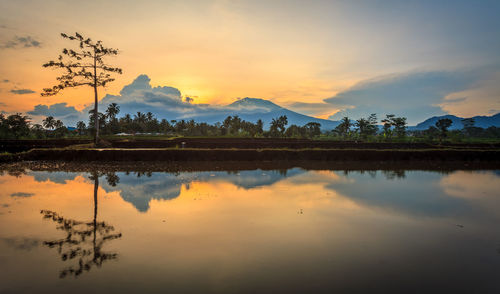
left=0, top=167, right=499, bottom=293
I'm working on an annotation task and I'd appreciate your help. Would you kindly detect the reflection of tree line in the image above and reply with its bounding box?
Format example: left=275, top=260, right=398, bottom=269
left=340, top=169, right=406, bottom=180
left=41, top=171, right=122, bottom=278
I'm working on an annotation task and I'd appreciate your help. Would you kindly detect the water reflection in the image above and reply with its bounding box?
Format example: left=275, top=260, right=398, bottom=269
left=40, top=172, right=122, bottom=278
left=0, top=166, right=499, bottom=293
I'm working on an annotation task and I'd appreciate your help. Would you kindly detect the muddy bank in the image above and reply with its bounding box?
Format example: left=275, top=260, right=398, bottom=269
left=1, top=160, right=499, bottom=174
left=3, top=148, right=499, bottom=164
left=0, top=139, right=92, bottom=153
left=2, top=138, right=499, bottom=153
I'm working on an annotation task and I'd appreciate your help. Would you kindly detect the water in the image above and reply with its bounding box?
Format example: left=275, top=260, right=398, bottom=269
left=1, top=166, right=499, bottom=293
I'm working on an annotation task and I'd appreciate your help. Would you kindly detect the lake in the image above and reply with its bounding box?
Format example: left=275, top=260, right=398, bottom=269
left=1, top=165, right=500, bottom=293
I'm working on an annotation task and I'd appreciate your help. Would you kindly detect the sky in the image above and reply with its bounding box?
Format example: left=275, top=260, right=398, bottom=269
left=0, top=0, right=499, bottom=125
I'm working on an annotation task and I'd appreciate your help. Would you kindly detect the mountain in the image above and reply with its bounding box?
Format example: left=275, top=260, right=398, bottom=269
left=176, top=98, right=340, bottom=130
left=411, top=113, right=500, bottom=130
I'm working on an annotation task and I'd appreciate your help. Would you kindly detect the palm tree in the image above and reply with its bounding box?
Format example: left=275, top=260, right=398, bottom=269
left=134, top=112, right=146, bottom=123
left=54, top=120, right=64, bottom=129
left=43, top=116, right=56, bottom=130
left=335, top=117, right=351, bottom=138
left=105, top=103, right=120, bottom=120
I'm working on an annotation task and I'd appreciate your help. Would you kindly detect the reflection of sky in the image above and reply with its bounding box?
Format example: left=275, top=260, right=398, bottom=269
left=1, top=168, right=500, bottom=293
left=326, top=171, right=475, bottom=217
left=23, top=169, right=500, bottom=220
left=102, top=169, right=305, bottom=212
left=27, top=169, right=305, bottom=212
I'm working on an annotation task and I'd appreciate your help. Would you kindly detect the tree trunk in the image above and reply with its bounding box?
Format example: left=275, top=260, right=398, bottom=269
left=94, top=52, right=99, bottom=145
left=93, top=172, right=98, bottom=256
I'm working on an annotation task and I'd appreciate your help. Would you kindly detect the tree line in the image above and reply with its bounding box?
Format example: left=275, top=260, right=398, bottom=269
left=1, top=104, right=499, bottom=142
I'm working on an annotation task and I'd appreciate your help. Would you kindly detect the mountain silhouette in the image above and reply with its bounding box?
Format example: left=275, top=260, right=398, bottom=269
left=411, top=113, right=500, bottom=130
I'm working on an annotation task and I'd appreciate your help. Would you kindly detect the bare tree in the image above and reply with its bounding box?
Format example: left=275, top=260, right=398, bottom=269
left=41, top=32, right=122, bottom=144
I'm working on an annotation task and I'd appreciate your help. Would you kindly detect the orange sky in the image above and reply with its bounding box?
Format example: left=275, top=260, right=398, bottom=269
left=1, top=0, right=499, bottom=121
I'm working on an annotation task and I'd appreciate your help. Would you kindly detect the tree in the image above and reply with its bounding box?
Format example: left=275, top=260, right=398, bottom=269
left=41, top=32, right=122, bottom=144
left=270, top=115, right=288, bottom=137
left=5, top=113, right=31, bottom=138
left=304, top=122, right=321, bottom=138
left=334, top=117, right=351, bottom=138
left=76, top=121, right=86, bottom=135
left=31, top=124, right=45, bottom=138
left=435, top=118, right=453, bottom=141
left=43, top=116, right=56, bottom=130
left=54, top=119, right=64, bottom=129
left=256, top=119, right=264, bottom=136
left=461, top=118, right=476, bottom=137
left=105, top=103, right=120, bottom=120
left=392, top=117, right=407, bottom=138
left=381, top=114, right=395, bottom=139
left=355, top=114, right=378, bottom=139
left=88, top=109, right=106, bottom=134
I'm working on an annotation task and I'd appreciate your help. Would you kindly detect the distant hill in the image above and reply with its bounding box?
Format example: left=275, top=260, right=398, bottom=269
left=180, top=98, right=340, bottom=130
left=411, top=113, right=500, bottom=130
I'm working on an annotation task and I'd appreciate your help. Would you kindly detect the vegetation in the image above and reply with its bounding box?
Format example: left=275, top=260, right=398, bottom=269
left=1, top=103, right=499, bottom=143
left=41, top=32, right=122, bottom=144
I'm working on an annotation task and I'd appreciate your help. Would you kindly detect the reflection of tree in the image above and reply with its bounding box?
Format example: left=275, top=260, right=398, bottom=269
left=382, top=170, right=406, bottom=180
left=41, top=171, right=122, bottom=278
left=341, top=169, right=406, bottom=180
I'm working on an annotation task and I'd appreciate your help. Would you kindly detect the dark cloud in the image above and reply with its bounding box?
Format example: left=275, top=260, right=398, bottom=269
left=10, top=88, right=35, bottom=95
left=2, top=79, right=9, bottom=83
left=27, top=103, right=83, bottom=126
left=1, top=35, right=41, bottom=49
left=1, top=237, right=40, bottom=251
left=10, top=192, right=34, bottom=197
left=28, top=102, right=79, bottom=117
left=324, top=70, right=484, bottom=124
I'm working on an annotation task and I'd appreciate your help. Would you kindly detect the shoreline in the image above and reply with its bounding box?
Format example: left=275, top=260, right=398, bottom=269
left=1, top=160, right=499, bottom=174
left=0, top=148, right=499, bottom=170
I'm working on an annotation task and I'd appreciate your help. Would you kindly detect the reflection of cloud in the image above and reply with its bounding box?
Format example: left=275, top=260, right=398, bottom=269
left=0, top=237, right=40, bottom=251
left=440, top=171, right=500, bottom=199
left=326, top=171, right=475, bottom=217
left=100, top=169, right=305, bottom=212
left=31, top=172, right=80, bottom=184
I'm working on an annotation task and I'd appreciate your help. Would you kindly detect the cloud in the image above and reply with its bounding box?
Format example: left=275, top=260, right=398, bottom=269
left=10, top=192, right=35, bottom=197
left=24, top=74, right=336, bottom=128
left=1, top=35, right=41, bottom=49
left=27, top=103, right=84, bottom=126
left=90, top=74, right=233, bottom=120
left=2, top=79, right=9, bottom=83
left=28, top=102, right=79, bottom=117
left=324, top=70, right=485, bottom=124
left=286, top=102, right=339, bottom=118
left=10, top=88, right=35, bottom=95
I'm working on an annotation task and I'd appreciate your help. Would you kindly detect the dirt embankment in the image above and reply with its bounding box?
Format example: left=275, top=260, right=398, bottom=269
left=6, top=148, right=498, bottom=163
left=2, top=159, right=500, bottom=175
left=2, top=138, right=500, bottom=153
